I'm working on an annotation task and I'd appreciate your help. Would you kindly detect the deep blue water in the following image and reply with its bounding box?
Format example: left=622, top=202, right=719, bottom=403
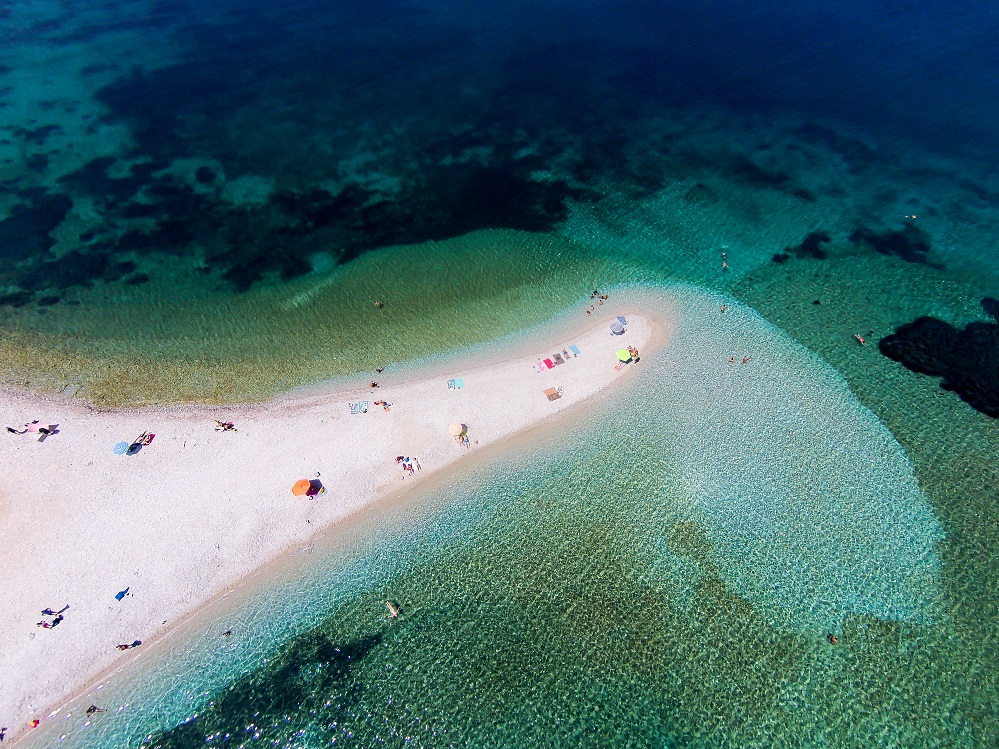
left=3, top=0, right=999, bottom=300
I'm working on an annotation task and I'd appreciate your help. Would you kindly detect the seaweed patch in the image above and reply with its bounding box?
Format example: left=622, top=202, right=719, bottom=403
left=879, top=313, right=999, bottom=417
left=849, top=223, right=939, bottom=267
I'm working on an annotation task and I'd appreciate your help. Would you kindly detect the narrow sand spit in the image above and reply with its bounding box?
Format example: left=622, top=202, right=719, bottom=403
left=0, top=309, right=668, bottom=738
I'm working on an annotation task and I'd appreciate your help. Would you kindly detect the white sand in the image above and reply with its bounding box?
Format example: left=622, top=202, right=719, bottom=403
left=0, top=310, right=666, bottom=740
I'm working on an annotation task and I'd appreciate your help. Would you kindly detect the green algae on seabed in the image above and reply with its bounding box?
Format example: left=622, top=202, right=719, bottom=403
left=0, top=229, right=650, bottom=407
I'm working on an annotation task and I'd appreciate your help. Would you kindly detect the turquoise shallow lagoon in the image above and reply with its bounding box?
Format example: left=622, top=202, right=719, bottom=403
left=24, top=284, right=982, bottom=749
left=3, top=0, right=999, bottom=745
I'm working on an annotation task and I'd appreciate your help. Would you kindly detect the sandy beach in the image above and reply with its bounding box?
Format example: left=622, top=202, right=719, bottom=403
left=0, top=308, right=667, bottom=741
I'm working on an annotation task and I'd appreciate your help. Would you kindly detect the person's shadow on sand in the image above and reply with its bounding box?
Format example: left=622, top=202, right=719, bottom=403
left=36, top=424, right=59, bottom=442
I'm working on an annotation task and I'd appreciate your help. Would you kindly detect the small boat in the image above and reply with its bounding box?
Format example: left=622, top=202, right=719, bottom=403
left=385, top=601, right=400, bottom=618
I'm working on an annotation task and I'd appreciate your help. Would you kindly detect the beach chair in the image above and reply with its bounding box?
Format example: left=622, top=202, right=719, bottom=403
left=543, top=358, right=554, bottom=369
left=569, top=344, right=581, bottom=357
left=350, top=401, right=368, bottom=414
left=552, top=353, right=565, bottom=365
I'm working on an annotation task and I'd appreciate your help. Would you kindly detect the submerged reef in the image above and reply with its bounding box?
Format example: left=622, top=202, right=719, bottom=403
left=784, top=231, right=831, bottom=260
left=0, top=154, right=582, bottom=302
left=879, top=307, right=999, bottom=417
left=143, top=628, right=383, bottom=748
left=849, top=222, right=938, bottom=266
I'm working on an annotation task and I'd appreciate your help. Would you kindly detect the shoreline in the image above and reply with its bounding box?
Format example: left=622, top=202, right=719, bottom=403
left=0, top=298, right=675, bottom=743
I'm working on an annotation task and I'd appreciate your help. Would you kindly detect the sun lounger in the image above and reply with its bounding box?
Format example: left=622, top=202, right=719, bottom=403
left=543, top=358, right=554, bottom=369
left=569, top=344, right=581, bottom=356
left=350, top=401, right=368, bottom=414
left=552, top=353, right=565, bottom=365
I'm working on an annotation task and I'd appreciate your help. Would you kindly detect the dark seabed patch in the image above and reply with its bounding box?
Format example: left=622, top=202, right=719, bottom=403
left=6, top=149, right=585, bottom=297
left=879, top=308, right=999, bottom=418
left=13, top=123, right=63, bottom=143
left=142, top=629, right=383, bottom=748
left=0, top=190, right=73, bottom=267
left=784, top=231, right=831, bottom=260
left=849, top=223, right=939, bottom=267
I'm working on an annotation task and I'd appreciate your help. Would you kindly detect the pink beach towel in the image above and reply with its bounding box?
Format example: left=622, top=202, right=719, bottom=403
left=543, top=358, right=554, bottom=369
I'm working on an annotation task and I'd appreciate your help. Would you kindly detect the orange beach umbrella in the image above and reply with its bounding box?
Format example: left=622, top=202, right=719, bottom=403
left=292, top=479, right=312, bottom=496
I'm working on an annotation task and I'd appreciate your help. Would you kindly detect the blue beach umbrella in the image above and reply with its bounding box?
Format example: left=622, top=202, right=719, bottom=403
left=113, top=441, right=129, bottom=455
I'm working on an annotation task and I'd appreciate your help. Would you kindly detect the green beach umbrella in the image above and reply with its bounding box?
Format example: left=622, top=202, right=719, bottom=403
left=616, top=349, right=631, bottom=362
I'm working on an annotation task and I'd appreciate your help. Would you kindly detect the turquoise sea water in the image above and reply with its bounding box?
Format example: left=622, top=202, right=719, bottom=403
left=3, top=0, right=998, bottom=746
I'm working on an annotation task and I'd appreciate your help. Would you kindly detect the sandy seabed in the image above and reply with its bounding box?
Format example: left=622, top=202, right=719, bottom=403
left=0, top=305, right=668, bottom=742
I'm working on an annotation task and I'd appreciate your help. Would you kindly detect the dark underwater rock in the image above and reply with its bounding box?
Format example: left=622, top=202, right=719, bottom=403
left=792, top=231, right=830, bottom=259
left=0, top=190, right=73, bottom=262
left=849, top=223, right=937, bottom=266
left=879, top=314, right=999, bottom=417
left=773, top=231, right=830, bottom=262
left=143, top=629, right=382, bottom=748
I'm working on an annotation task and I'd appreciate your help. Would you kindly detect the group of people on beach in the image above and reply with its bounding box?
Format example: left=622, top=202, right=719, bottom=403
left=395, top=455, right=421, bottom=477
left=6, top=420, right=55, bottom=440
left=35, top=605, right=69, bottom=629
left=585, top=289, right=610, bottom=316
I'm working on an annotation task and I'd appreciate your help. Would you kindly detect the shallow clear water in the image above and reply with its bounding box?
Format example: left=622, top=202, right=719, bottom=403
left=30, top=286, right=970, bottom=749
left=3, top=0, right=998, bottom=746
